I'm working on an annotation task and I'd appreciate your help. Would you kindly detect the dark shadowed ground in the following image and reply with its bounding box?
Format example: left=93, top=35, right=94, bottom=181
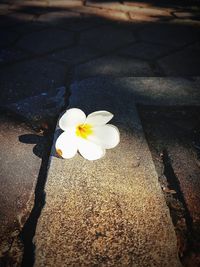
left=0, top=0, right=200, bottom=266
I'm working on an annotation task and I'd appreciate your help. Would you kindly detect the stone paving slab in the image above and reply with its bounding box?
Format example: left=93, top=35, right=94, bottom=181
left=48, top=0, right=83, bottom=8
left=68, top=6, right=130, bottom=21
left=16, top=28, right=75, bottom=54
left=34, top=77, right=181, bottom=267
left=0, top=47, right=29, bottom=64
left=0, top=12, right=35, bottom=28
left=80, top=25, right=135, bottom=52
left=0, top=29, right=19, bottom=48
left=158, top=42, right=200, bottom=76
left=0, top=114, right=42, bottom=266
left=74, top=55, right=153, bottom=80
left=37, top=10, right=81, bottom=25
left=71, top=77, right=200, bottom=106
left=4, top=87, right=66, bottom=129
left=0, top=57, right=69, bottom=105
left=139, top=23, right=200, bottom=47
left=117, top=42, right=175, bottom=61
left=49, top=45, right=102, bottom=66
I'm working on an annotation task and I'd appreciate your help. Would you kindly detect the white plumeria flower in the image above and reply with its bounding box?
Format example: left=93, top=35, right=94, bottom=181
left=55, top=108, right=120, bottom=161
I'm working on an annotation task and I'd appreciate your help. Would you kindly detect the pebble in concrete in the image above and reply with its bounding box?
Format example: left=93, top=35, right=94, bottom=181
left=34, top=77, right=181, bottom=267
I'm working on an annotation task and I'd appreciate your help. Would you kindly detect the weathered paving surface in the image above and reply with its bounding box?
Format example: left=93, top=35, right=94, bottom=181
left=138, top=106, right=200, bottom=266
left=0, top=114, right=42, bottom=266
left=0, top=0, right=200, bottom=266
left=34, top=78, right=182, bottom=267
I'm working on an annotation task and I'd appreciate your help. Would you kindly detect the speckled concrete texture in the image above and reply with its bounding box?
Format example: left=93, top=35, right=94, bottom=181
left=34, top=78, right=181, bottom=267
left=0, top=114, right=42, bottom=265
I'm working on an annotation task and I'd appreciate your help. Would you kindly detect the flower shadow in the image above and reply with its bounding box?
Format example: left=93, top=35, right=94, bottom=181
left=19, top=134, right=45, bottom=159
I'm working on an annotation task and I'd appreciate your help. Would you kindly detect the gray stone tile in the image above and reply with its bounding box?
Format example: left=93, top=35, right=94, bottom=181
left=115, top=77, right=200, bottom=106
left=0, top=47, right=29, bottom=64
left=70, top=5, right=129, bottom=21
left=59, top=17, right=101, bottom=32
left=158, top=42, right=200, bottom=76
left=86, top=0, right=171, bottom=18
left=139, top=23, right=200, bottom=47
left=174, top=11, right=199, bottom=19
left=34, top=77, right=181, bottom=267
left=37, top=10, right=80, bottom=25
left=0, top=29, right=19, bottom=48
left=6, top=87, right=66, bottom=128
left=0, top=58, right=69, bottom=105
left=0, top=12, right=35, bottom=28
left=74, top=55, right=153, bottom=80
left=139, top=106, right=200, bottom=256
left=0, top=115, right=42, bottom=265
left=80, top=25, right=135, bottom=52
left=117, top=42, right=175, bottom=60
left=49, top=45, right=101, bottom=66
left=0, top=3, right=11, bottom=15
left=48, top=0, right=83, bottom=7
left=10, top=21, right=49, bottom=34
left=86, top=1, right=126, bottom=11
left=16, top=28, right=75, bottom=54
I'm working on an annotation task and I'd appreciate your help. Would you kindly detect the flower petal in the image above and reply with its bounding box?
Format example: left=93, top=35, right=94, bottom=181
left=55, top=131, right=78, bottom=159
left=88, top=124, right=120, bottom=149
left=59, top=108, right=86, bottom=131
left=78, top=138, right=105, bottom=161
left=85, top=111, right=113, bottom=126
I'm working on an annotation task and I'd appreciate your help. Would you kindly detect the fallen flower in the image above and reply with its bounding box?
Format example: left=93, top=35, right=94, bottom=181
left=55, top=108, right=120, bottom=161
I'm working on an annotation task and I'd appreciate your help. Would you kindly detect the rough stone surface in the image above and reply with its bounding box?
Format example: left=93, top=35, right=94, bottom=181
left=34, top=77, right=181, bottom=267
left=69, top=6, right=129, bottom=21
left=74, top=55, right=153, bottom=80
left=16, top=28, right=74, bottom=54
left=80, top=25, right=135, bottom=52
left=49, top=45, right=101, bottom=66
left=139, top=106, right=200, bottom=265
left=86, top=1, right=171, bottom=18
left=0, top=29, right=19, bottom=48
left=0, top=57, right=69, bottom=105
left=37, top=10, right=80, bottom=25
left=158, top=43, right=200, bottom=76
left=0, top=47, right=29, bottom=64
left=174, top=12, right=198, bottom=19
left=60, top=17, right=101, bottom=31
left=71, top=77, right=200, bottom=106
left=139, top=24, right=200, bottom=47
left=117, top=42, right=175, bottom=60
left=48, top=0, right=83, bottom=7
left=0, top=114, right=42, bottom=266
left=5, top=87, right=66, bottom=128
left=0, top=12, right=35, bottom=28
left=0, top=3, right=10, bottom=15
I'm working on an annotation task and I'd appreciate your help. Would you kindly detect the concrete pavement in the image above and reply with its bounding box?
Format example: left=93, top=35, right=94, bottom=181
left=0, top=0, right=200, bottom=266
left=34, top=78, right=182, bottom=267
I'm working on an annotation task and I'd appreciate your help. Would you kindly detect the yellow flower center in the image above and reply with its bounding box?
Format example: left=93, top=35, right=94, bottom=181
left=76, top=124, right=93, bottom=139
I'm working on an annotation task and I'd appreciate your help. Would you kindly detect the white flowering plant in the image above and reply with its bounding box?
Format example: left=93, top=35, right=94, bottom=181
left=55, top=108, right=120, bottom=161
